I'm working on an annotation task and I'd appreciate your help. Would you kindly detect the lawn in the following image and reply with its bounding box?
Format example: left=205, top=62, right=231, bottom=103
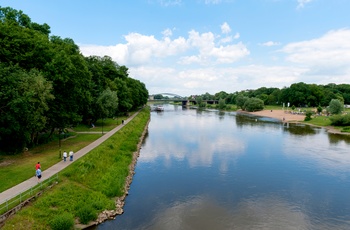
left=0, top=115, right=131, bottom=193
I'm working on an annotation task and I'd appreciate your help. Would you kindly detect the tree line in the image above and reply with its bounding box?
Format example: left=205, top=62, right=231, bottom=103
left=194, top=82, right=350, bottom=112
left=0, top=7, right=148, bottom=153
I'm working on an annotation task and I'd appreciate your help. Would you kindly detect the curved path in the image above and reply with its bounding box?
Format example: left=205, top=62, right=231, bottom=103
left=0, top=111, right=140, bottom=205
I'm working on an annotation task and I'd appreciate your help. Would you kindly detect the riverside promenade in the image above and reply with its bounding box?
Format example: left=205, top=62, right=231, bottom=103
left=0, top=111, right=140, bottom=205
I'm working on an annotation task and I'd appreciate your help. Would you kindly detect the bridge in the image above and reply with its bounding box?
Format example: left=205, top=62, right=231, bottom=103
left=148, top=93, right=218, bottom=106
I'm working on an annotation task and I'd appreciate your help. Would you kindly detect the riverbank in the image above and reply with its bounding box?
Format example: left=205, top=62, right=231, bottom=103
left=2, top=108, right=151, bottom=230
left=240, top=109, right=349, bottom=135
left=238, top=109, right=305, bottom=122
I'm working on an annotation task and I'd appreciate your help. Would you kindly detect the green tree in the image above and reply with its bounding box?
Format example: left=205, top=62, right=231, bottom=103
left=44, top=36, right=92, bottom=134
left=218, top=98, right=226, bottom=110
left=327, top=99, right=344, bottom=115
left=0, top=65, right=54, bottom=151
left=244, top=98, right=264, bottom=112
left=236, top=94, right=248, bottom=110
left=96, top=88, right=118, bottom=118
left=195, top=96, right=206, bottom=108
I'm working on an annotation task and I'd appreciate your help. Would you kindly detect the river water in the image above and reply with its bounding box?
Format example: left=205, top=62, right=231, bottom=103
left=96, top=104, right=350, bottom=230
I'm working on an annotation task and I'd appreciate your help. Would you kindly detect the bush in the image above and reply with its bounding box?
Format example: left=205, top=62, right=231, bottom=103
left=49, top=212, right=74, bottom=230
left=304, top=111, right=313, bottom=121
left=76, top=204, right=97, bottom=224
left=330, top=114, right=350, bottom=126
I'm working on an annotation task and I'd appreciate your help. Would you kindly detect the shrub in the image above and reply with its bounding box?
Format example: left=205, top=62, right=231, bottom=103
left=49, top=212, right=74, bottom=230
left=76, top=204, right=97, bottom=224
left=330, top=114, right=350, bottom=126
left=304, top=111, right=313, bottom=121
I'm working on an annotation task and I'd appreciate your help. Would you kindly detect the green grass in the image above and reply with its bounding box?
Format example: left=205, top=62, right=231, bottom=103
left=0, top=113, right=135, bottom=193
left=2, top=108, right=150, bottom=229
left=303, top=115, right=332, bottom=126
left=0, top=133, right=101, bottom=192
left=72, top=115, right=130, bottom=132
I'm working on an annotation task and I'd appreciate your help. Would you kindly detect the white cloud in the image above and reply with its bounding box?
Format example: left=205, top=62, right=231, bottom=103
left=220, top=22, right=231, bottom=34
left=233, top=32, right=240, bottom=39
left=130, top=64, right=307, bottom=96
left=260, top=41, right=280, bottom=47
left=81, top=23, right=248, bottom=67
left=297, top=0, right=313, bottom=9
left=281, top=28, right=350, bottom=76
left=80, top=25, right=350, bottom=97
left=162, top=28, right=173, bottom=37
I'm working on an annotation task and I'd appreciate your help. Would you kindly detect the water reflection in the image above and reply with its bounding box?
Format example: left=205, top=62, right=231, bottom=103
left=140, top=108, right=246, bottom=170
left=96, top=104, right=350, bottom=230
left=141, top=194, right=350, bottom=230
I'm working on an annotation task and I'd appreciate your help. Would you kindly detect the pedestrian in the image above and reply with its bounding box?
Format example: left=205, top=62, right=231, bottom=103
left=36, top=167, right=42, bottom=182
left=122, top=120, right=124, bottom=125
left=35, top=162, right=41, bottom=170
left=63, top=151, right=67, bottom=162
left=69, top=150, right=74, bottom=161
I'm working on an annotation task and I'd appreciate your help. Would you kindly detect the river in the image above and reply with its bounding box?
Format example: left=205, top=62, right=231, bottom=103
left=96, top=104, right=350, bottom=230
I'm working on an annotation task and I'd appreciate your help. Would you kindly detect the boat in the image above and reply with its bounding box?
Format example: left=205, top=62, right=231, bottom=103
left=152, top=105, right=164, bottom=112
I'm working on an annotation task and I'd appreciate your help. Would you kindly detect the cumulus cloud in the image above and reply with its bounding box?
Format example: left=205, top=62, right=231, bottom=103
left=162, top=28, right=173, bottom=37
left=80, top=25, right=350, bottom=96
left=81, top=23, right=248, bottom=68
left=181, top=30, right=249, bottom=65
left=281, top=28, right=350, bottom=76
left=131, top=64, right=307, bottom=96
left=221, top=22, right=231, bottom=34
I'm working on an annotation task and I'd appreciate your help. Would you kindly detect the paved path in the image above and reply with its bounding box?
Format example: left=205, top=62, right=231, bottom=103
left=0, top=111, right=140, bottom=205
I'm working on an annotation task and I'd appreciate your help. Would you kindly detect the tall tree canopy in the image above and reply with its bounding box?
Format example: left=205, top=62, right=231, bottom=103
left=0, top=6, right=148, bottom=153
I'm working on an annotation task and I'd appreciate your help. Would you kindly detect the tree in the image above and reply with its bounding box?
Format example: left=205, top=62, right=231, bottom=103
left=236, top=94, right=248, bottom=110
left=218, top=98, right=226, bottom=110
left=244, top=98, right=264, bottom=112
left=327, top=99, right=344, bottom=115
left=96, top=88, right=118, bottom=118
left=0, top=65, right=54, bottom=151
left=44, top=36, right=92, bottom=133
left=195, top=96, right=206, bottom=108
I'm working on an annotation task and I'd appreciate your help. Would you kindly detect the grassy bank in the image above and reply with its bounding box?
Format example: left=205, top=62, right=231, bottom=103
left=2, top=107, right=150, bottom=230
left=0, top=115, right=131, bottom=193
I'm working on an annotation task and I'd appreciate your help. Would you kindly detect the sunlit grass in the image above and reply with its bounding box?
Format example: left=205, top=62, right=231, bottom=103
left=0, top=134, right=101, bottom=192
left=1, top=108, right=150, bottom=229
left=303, top=115, right=332, bottom=126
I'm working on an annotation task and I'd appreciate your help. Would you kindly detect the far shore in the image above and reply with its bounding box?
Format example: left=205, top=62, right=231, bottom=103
left=238, top=109, right=305, bottom=122
left=238, top=109, right=348, bottom=135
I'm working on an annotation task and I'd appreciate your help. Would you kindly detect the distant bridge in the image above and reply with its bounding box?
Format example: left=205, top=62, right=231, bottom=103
left=149, top=93, right=185, bottom=99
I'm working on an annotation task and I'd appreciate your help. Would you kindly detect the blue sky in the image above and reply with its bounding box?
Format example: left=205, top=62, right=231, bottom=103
left=2, top=0, right=350, bottom=96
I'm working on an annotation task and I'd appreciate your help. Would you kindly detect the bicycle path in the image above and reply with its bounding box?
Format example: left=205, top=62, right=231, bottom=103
left=0, top=111, right=139, bottom=205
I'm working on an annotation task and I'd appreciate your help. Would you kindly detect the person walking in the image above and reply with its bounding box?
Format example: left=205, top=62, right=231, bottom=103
left=35, top=162, right=41, bottom=170
left=69, top=150, right=74, bottom=161
left=36, top=167, right=42, bottom=183
left=63, top=151, right=67, bottom=162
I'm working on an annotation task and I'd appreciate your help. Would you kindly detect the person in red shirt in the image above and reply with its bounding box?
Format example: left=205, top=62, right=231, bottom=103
left=35, top=162, right=41, bottom=170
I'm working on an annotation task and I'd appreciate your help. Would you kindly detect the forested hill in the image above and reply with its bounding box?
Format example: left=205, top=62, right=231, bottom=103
left=0, top=6, right=149, bottom=153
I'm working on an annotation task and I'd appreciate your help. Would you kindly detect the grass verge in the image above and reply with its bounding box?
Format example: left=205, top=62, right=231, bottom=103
left=2, top=107, right=150, bottom=229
